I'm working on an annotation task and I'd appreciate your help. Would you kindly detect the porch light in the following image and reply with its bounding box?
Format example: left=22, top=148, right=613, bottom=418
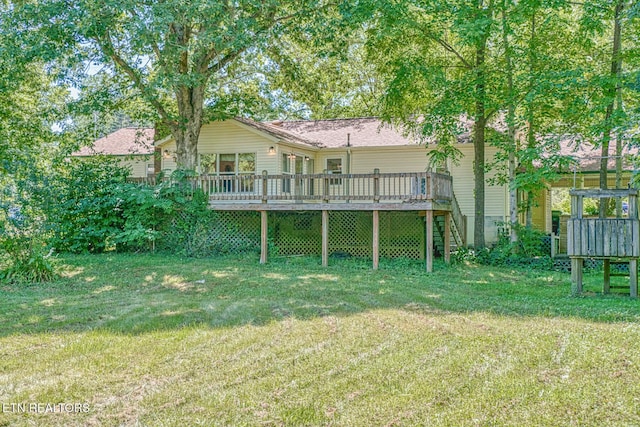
left=304, top=156, right=310, bottom=161
left=163, top=149, right=171, bottom=159
left=288, top=153, right=296, bottom=159
left=268, top=146, right=276, bottom=154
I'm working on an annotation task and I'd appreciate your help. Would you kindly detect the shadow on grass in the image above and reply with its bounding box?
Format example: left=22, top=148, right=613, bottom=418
left=0, top=253, right=638, bottom=337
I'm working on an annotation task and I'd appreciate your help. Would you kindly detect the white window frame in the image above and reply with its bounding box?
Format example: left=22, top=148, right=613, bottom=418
left=326, top=157, right=344, bottom=186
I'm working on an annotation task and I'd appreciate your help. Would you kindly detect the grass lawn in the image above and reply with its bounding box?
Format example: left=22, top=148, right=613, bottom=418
left=1, top=254, right=639, bottom=426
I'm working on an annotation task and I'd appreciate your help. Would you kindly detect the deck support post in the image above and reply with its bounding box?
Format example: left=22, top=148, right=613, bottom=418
left=443, top=212, right=451, bottom=264
left=630, top=259, right=638, bottom=298
left=571, top=257, right=583, bottom=296
left=426, top=210, right=433, bottom=273
left=373, top=210, right=379, bottom=270
left=260, top=211, right=268, bottom=264
left=322, top=210, right=329, bottom=267
left=603, top=259, right=610, bottom=294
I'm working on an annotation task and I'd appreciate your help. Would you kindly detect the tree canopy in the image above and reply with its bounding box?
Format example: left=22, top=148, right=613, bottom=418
left=1, top=0, right=639, bottom=251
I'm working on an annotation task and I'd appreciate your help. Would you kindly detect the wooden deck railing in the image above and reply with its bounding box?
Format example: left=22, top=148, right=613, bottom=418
left=129, top=171, right=453, bottom=204
left=450, top=191, right=467, bottom=246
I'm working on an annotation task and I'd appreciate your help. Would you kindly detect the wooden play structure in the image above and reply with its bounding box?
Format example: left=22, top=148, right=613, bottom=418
left=568, top=189, right=639, bottom=297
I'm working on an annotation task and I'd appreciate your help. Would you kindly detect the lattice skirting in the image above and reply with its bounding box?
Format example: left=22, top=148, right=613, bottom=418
left=167, top=210, right=435, bottom=259
left=161, top=210, right=262, bottom=255
left=272, top=211, right=426, bottom=259
left=553, top=257, right=631, bottom=273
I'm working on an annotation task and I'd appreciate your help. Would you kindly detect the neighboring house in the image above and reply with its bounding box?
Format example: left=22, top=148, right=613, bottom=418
left=156, top=117, right=508, bottom=248
left=72, top=128, right=157, bottom=178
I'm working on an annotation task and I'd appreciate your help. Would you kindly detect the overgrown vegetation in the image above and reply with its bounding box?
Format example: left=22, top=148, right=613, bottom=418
left=0, top=205, right=57, bottom=283
left=43, top=158, right=258, bottom=258
left=453, top=224, right=554, bottom=269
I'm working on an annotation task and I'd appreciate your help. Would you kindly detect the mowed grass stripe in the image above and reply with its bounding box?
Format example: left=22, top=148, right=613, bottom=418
left=0, top=254, right=638, bottom=426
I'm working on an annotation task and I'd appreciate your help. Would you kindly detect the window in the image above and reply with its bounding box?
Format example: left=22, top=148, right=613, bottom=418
left=282, top=153, right=291, bottom=193
left=238, top=153, right=255, bottom=174
left=306, top=158, right=315, bottom=195
left=327, top=158, right=342, bottom=185
left=412, top=176, right=427, bottom=196
left=238, top=153, right=255, bottom=192
left=282, top=153, right=290, bottom=173
left=200, top=153, right=217, bottom=175
left=202, top=152, right=256, bottom=192
left=220, top=154, right=236, bottom=174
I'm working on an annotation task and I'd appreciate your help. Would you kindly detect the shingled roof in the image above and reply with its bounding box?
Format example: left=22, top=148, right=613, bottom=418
left=73, top=128, right=155, bottom=156
left=271, top=117, right=417, bottom=148
left=556, top=137, right=637, bottom=173
left=80, top=119, right=636, bottom=174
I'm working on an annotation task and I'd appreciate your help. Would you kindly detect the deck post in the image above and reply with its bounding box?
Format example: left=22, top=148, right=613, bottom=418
left=373, top=210, right=380, bottom=270
left=630, top=259, right=638, bottom=298
left=261, top=170, right=268, bottom=203
left=373, top=168, right=380, bottom=203
left=426, top=210, right=433, bottom=272
left=260, top=211, right=268, bottom=264
left=603, top=259, right=610, bottom=294
left=322, top=210, right=329, bottom=267
left=571, top=257, right=583, bottom=296
left=323, top=172, right=330, bottom=203
left=444, top=211, right=451, bottom=264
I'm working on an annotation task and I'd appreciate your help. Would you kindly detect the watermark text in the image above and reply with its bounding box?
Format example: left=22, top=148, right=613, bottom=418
left=2, top=402, right=90, bottom=414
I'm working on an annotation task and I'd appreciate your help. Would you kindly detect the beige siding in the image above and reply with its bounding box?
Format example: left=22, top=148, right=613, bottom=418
left=160, top=141, right=178, bottom=172
left=318, top=144, right=508, bottom=245
left=349, top=146, right=430, bottom=174
left=444, top=145, right=507, bottom=245
left=531, top=187, right=552, bottom=233
left=198, top=121, right=279, bottom=174
left=119, top=157, right=152, bottom=178
left=159, top=121, right=288, bottom=174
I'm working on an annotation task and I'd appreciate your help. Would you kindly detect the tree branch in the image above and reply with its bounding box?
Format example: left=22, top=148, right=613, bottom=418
left=96, top=31, right=176, bottom=126
left=418, top=27, right=473, bottom=69
left=206, top=47, right=248, bottom=74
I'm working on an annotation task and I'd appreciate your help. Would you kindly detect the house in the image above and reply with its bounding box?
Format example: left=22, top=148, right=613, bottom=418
left=153, top=117, right=514, bottom=267
left=156, top=117, right=511, bottom=245
left=71, top=127, right=158, bottom=178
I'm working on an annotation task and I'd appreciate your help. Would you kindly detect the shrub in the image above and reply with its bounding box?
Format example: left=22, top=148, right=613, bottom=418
left=452, top=224, right=553, bottom=270
left=0, top=204, right=57, bottom=283
left=0, top=233, right=57, bottom=283
left=47, top=157, right=131, bottom=253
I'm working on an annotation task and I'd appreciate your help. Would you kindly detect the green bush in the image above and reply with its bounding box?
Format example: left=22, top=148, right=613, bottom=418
left=0, top=233, right=57, bottom=283
left=0, top=204, right=57, bottom=284
left=451, top=224, right=553, bottom=270
left=45, top=162, right=260, bottom=257
left=47, top=156, right=132, bottom=253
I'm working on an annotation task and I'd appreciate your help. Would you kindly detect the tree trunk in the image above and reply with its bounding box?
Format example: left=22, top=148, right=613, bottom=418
left=524, top=12, right=536, bottom=228
left=172, top=85, right=206, bottom=170
left=501, top=3, right=518, bottom=244
left=599, top=0, right=623, bottom=218
left=473, top=41, right=487, bottom=249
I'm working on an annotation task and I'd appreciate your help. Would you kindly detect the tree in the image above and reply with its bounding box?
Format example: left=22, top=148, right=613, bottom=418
left=5, top=0, right=336, bottom=170
left=364, top=0, right=502, bottom=248
left=267, top=30, right=384, bottom=119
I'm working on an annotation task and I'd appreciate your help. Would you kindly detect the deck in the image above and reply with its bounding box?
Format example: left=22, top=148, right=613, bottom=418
left=129, top=171, right=462, bottom=272
left=132, top=171, right=453, bottom=211
left=197, top=172, right=452, bottom=210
